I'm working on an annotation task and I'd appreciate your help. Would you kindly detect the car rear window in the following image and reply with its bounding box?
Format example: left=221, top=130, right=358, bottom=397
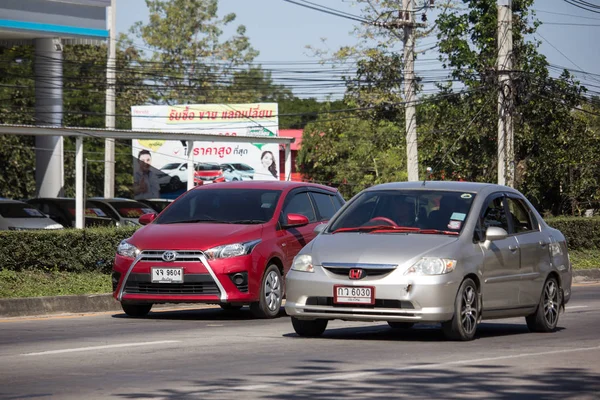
left=156, top=189, right=282, bottom=224
left=110, top=203, right=156, bottom=218
left=195, top=163, right=221, bottom=171
left=0, top=203, right=46, bottom=218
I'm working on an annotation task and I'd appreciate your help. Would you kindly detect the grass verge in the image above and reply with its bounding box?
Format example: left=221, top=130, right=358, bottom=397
left=0, top=270, right=111, bottom=298
left=569, top=249, right=600, bottom=270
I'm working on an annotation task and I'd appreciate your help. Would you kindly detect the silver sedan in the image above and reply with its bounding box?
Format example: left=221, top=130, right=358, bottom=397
left=285, top=181, right=572, bottom=341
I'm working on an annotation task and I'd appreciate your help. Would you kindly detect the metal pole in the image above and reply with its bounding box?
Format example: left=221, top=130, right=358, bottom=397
left=284, top=143, right=292, bottom=181
left=34, top=37, right=64, bottom=197
left=403, top=0, right=419, bottom=181
left=104, top=0, right=117, bottom=197
left=497, top=0, right=514, bottom=187
left=75, top=137, right=84, bottom=229
left=187, top=141, right=195, bottom=190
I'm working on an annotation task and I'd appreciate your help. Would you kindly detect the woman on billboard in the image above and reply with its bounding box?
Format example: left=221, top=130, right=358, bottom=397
left=258, top=150, right=278, bottom=180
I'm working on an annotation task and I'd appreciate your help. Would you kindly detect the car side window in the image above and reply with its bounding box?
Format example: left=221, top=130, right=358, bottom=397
left=283, top=192, right=317, bottom=223
left=476, top=196, right=509, bottom=241
left=507, top=197, right=535, bottom=233
left=310, top=192, right=338, bottom=221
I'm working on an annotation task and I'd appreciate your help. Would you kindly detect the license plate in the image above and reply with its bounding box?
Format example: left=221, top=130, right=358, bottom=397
left=334, top=285, right=375, bottom=305
left=151, top=267, right=183, bottom=283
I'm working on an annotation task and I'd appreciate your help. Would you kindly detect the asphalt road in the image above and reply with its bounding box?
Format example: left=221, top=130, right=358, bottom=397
left=1, top=284, right=599, bottom=400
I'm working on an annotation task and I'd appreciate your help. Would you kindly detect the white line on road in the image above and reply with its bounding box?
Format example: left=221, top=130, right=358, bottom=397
left=227, top=345, right=600, bottom=392
left=566, top=306, right=589, bottom=310
left=21, top=340, right=180, bottom=357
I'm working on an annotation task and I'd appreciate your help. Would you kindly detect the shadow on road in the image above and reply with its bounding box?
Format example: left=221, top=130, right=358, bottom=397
left=110, top=307, right=287, bottom=321
left=113, top=359, right=600, bottom=400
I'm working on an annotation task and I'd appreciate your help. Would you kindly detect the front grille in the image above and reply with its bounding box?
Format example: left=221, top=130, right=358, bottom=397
left=305, top=297, right=414, bottom=309
left=124, top=273, right=220, bottom=295
left=321, top=263, right=397, bottom=278
left=139, top=250, right=205, bottom=263
left=323, top=267, right=395, bottom=277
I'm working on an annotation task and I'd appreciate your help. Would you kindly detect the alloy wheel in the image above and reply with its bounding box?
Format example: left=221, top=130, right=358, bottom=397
left=461, top=286, right=478, bottom=336
left=264, top=270, right=282, bottom=312
left=543, top=280, right=559, bottom=327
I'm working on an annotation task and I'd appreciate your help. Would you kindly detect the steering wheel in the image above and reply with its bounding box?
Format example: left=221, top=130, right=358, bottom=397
left=366, top=216, right=397, bottom=226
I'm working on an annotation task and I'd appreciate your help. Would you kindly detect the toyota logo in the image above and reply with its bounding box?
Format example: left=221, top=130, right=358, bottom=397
left=162, top=251, right=178, bottom=262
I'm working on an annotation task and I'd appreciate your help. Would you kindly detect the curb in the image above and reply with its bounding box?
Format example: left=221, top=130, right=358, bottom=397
left=1, top=269, right=599, bottom=318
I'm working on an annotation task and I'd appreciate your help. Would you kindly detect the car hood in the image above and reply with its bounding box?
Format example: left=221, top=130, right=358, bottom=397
left=308, top=233, right=459, bottom=268
left=1, top=218, right=62, bottom=230
left=129, top=223, right=263, bottom=251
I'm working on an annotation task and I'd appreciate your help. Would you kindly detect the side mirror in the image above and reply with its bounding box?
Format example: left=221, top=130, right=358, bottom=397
left=483, top=226, right=508, bottom=249
left=284, top=213, right=309, bottom=228
left=314, top=223, right=327, bottom=234
left=139, top=213, right=157, bottom=226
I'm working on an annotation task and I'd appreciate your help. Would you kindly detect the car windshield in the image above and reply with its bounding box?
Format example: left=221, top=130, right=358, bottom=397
left=161, top=163, right=181, bottom=170
left=232, top=163, right=253, bottom=171
left=109, top=202, right=156, bottom=218
left=156, top=189, right=282, bottom=224
left=0, top=203, right=46, bottom=218
left=328, top=189, right=476, bottom=235
left=196, top=163, right=221, bottom=171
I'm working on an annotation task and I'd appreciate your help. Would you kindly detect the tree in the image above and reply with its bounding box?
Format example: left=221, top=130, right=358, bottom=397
left=423, top=0, right=587, bottom=214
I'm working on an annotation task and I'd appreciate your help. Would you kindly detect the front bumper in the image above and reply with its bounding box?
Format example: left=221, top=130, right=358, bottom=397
left=113, top=250, right=258, bottom=305
left=284, top=266, right=460, bottom=323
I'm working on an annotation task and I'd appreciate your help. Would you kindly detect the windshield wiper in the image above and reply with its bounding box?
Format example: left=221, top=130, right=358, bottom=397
left=333, top=225, right=420, bottom=234
left=418, top=229, right=459, bottom=236
left=229, top=219, right=265, bottom=224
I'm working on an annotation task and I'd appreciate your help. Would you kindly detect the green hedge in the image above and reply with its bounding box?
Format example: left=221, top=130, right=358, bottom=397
left=0, top=227, right=138, bottom=274
left=545, top=217, right=600, bottom=251
left=0, top=217, right=597, bottom=274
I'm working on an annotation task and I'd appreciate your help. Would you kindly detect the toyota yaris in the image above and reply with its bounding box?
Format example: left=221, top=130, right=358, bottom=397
left=285, top=181, right=572, bottom=341
left=112, top=181, right=344, bottom=318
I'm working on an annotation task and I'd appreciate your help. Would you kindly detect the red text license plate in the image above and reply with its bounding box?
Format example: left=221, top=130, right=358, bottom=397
left=334, top=285, right=375, bottom=305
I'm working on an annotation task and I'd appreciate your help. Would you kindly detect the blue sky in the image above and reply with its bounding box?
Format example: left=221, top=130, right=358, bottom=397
left=115, top=0, right=600, bottom=98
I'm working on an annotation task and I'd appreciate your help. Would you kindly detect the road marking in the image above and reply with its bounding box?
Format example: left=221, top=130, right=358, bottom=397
left=21, top=340, right=180, bottom=357
left=566, top=306, right=589, bottom=310
left=226, top=345, right=600, bottom=392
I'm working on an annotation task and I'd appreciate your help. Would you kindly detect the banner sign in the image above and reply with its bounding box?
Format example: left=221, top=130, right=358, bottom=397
left=131, top=103, right=280, bottom=200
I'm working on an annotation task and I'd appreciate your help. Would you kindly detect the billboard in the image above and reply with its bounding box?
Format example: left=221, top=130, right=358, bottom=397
left=131, top=103, right=280, bottom=200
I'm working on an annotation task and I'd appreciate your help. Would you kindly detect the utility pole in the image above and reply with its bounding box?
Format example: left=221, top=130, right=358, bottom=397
left=403, top=0, right=419, bottom=182
left=104, top=0, right=116, bottom=198
left=497, top=0, right=514, bottom=187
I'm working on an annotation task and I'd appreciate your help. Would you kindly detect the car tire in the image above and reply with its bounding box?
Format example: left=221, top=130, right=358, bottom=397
left=121, top=303, right=152, bottom=317
left=441, top=278, right=479, bottom=341
left=291, top=317, right=328, bottom=337
left=387, top=321, right=414, bottom=330
left=526, top=276, right=561, bottom=333
left=250, top=264, right=283, bottom=319
left=220, top=304, right=243, bottom=312
left=169, top=176, right=181, bottom=191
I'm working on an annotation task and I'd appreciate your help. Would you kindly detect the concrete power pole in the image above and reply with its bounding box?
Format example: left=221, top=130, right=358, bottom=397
left=497, top=0, right=514, bottom=187
left=104, top=0, right=116, bottom=198
left=403, top=0, right=419, bottom=182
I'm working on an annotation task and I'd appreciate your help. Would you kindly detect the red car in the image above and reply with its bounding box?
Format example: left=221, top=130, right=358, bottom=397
left=112, top=181, right=345, bottom=318
left=193, top=162, right=226, bottom=185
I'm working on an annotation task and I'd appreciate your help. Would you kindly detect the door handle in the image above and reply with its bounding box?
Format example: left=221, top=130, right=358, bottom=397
left=509, top=245, right=519, bottom=252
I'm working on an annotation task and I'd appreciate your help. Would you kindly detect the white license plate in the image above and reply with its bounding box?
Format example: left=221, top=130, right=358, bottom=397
left=334, top=285, right=375, bottom=305
left=151, top=267, right=183, bottom=283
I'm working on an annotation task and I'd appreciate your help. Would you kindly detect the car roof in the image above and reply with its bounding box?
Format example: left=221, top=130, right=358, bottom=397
left=0, top=199, right=27, bottom=204
left=192, top=181, right=338, bottom=192
left=367, top=181, right=517, bottom=194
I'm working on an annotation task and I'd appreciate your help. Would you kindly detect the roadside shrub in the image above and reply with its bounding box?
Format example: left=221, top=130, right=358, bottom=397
left=0, top=227, right=138, bottom=274
left=545, top=217, right=600, bottom=250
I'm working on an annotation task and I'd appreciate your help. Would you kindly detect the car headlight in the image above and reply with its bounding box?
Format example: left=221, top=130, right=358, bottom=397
left=45, top=224, right=63, bottom=230
left=117, top=240, right=140, bottom=258
left=205, top=239, right=261, bottom=260
left=291, top=254, right=314, bottom=273
left=123, top=219, right=139, bottom=226
left=405, top=257, right=456, bottom=276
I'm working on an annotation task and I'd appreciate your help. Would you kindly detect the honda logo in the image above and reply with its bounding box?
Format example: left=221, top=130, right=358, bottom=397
left=162, top=251, right=178, bottom=262
left=349, top=269, right=364, bottom=280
